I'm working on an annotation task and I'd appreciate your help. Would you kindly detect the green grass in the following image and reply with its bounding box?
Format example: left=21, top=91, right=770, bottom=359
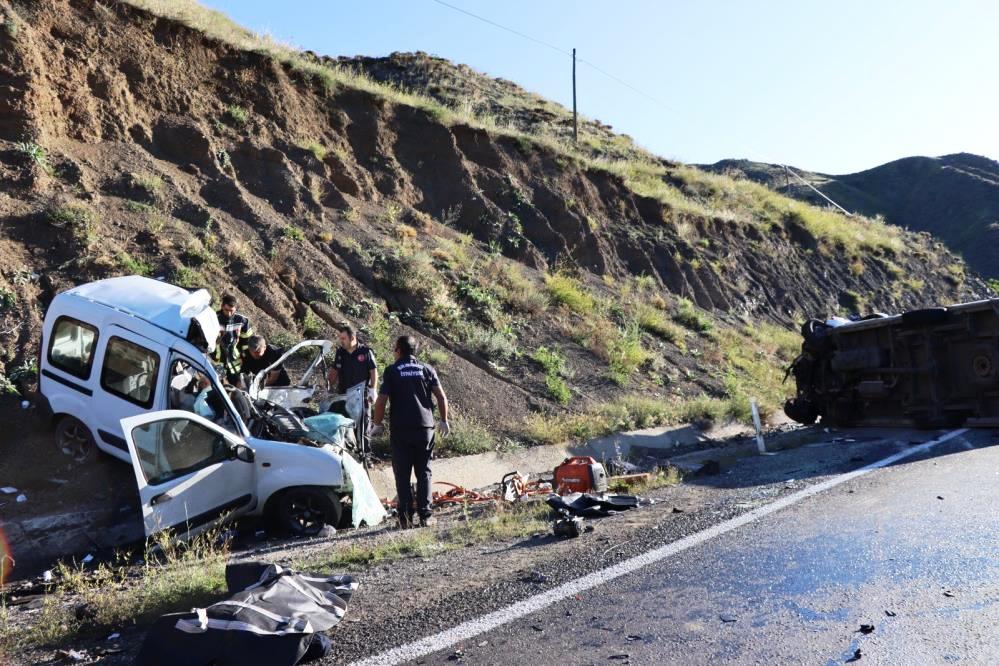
left=0, top=286, right=16, bottom=310
left=48, top=203, right=98, bottom=250
left=301, top=307, right=324, bottom=337
left=16, top=141, right=54, bottom=175
left=303, top=141, right=328, bottom=161
left=1, top=529, right=230, bottom=651
left=438, top=414, right=495, bottom=456
left=531, top=345, right=571, bottom=405
left=606, top=323, right=648, bottom=385
left=282, top=225, right=305, bottom=242
left=225, top=104, right=249, bottom=125
left=545, top=273, right=596, bottom=314
left=171, top=265, right=201, bottom=288
left=673, top=298, right=713, bottom=333
left=130, top=171, right=163, bottom=199
left=116, top=251, right=153, bottom=276
left=297, top=502, right=549, bottom=572
left=634, top=302, right=684, bottom=345
left=987, top=278, right=999, bottom=294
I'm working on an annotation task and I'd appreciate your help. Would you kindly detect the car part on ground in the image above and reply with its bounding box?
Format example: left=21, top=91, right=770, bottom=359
left=786, top=298, right=999, bottom=428
left=136, top=561, right=357, bottom=666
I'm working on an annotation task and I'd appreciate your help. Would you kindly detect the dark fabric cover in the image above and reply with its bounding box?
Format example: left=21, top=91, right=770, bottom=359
left=136, top=562, right=356, bottom=666
left=546, top=492, right=640, bottom=517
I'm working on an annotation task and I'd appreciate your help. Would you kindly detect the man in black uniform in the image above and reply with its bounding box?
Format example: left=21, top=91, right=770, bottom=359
left=371, top=335, right=450, bottom=529
left=213, top=294, right=254, bottom=385
left=327, top=323, right=378, bottom=449
left=241, top=335, right=291, bottom=387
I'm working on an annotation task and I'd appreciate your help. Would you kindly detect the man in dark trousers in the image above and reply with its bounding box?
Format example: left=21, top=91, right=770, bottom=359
left=327, top=323, right=378, bottom=449
left=371, top=335, right=450, bottom=529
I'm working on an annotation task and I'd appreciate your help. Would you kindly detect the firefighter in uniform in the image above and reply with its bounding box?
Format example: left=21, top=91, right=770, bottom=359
left=213, top=294, right=253, bottom=385
left=371, top=335, right=450, bottom=529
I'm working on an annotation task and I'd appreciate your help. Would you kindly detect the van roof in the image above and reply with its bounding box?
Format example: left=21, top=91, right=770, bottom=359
left=65, top=276, right=214, bottom=338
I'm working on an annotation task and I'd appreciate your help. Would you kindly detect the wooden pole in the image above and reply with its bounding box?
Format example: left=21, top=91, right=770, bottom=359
left=572, top=47, right=578, bottom=143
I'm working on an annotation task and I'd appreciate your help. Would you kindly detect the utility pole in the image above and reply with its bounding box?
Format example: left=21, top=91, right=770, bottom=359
left=572, top=47, right=578, bottom=143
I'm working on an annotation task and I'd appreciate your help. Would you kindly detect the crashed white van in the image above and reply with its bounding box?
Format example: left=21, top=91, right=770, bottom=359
left=37, top=276, right=385, bottom=538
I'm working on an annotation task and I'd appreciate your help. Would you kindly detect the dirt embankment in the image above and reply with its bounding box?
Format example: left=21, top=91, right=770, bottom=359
left=0, top=0, right=984, bottom=437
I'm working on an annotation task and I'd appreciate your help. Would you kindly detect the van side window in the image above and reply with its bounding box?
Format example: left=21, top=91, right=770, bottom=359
left=101, top=337, right=160, bottom=408
left=130, top=417, right=229, bottom=485
left=48, top=317, right=98, bottom=379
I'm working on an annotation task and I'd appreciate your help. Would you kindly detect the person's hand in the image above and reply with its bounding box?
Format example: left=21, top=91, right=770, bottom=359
left=437, top=419, right=451, bottom=437
left=366, top=388, right=377, bottom=404
left=370, top=423, right=385, bottom=437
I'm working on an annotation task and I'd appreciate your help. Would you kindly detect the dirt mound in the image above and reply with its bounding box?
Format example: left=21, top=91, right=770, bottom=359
left=0, top=0, right=986, bottom=447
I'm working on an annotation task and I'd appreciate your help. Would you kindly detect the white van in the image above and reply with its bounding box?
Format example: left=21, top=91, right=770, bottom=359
left=37, top=276, right=385, bottom=538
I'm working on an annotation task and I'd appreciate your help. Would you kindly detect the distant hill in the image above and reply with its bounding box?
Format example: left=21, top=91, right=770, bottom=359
left=702, top=154, right=999, bottom=280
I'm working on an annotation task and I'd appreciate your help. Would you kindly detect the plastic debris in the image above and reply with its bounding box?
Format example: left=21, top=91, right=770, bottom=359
left=858, top=624, right=875, bottom=634
left=107, top=632, right=120, bottom=640
left=15, top=494, right=26, bottom=503
left=42, top=570, right=53, bottom=583
left=0, top=487, right=16, bottom=494
left=20, top=400, right=29, bottom=410
left=81, top=554, right=94, bottom=564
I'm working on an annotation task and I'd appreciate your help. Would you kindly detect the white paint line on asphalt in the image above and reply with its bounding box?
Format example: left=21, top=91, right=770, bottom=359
left=349, top=429, right=969, bottom=666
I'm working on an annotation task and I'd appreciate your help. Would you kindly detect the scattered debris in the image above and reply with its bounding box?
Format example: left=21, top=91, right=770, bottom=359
left=15, top=493, right=27, bottom=503
left=858, top=624, right=875, bottom=634
left=554, top=456, right=608, bottom=494
left=522, top=571, right=548, bottom=584
left=20, top=400, right=30, bottom=410
left=531, top=624, right=544, bottom=632
left=846, top=648, right=863, bottom=662
left=42, top=570, right=53, bottom=583
left=625, top=634, right=643, bottom=641
left=448, top=649, right=463, bottom=661
left=553, top=515, right=584, bottom=539
left=608, top=654, right=631, bottom=661
left=0, top=487, right=16, bottom=494
left=671, top=507, right=684, bottom=513
left=81, top=554, right=94, bottom=564
left=936, top=496, right=944, bottom=500
left=546, top=493, right=640, bottom=518
left=56, top=649, right=89, bottom=663
left=107, top=632, right=121, bottom=640
left=943, top=590, right=956, bottom=597
left=885, top=610, right=897, bottom=617
left=719, top=613, right=738, bottom=623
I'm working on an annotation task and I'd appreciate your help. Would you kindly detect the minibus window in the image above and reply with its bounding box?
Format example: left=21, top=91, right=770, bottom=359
left=101, top=337, right=160, bottom=408
left=48, top=317, right=98, bottom=379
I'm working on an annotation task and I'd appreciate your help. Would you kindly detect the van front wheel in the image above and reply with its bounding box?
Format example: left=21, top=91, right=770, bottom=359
left=273, top=487, right=342, bottom=537
left=55, top=416, right=97, bottom=464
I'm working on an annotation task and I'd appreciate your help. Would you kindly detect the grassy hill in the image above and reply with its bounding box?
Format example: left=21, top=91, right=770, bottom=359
left=703, top=154, right=999, bottom=283
left=0, top=0, right=987, bottom=451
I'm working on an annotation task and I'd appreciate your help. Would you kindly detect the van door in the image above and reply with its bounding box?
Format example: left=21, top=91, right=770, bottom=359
left=121, top=410, right=257, bottom=539
left=92, top=328, right=165, bottom=459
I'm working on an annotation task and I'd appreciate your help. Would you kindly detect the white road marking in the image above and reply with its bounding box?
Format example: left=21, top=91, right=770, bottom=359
left=349, top=429, right=969, bottom=666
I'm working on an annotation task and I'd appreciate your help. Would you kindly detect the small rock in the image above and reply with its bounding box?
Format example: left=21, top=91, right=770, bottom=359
left=846, top=648, right=863, bottom=662
left=671, top=507, right=684, bottom=513
left=858, top=624, right=874, bottom=634
left=531, top=624, right=544, bottom=632
left=626, top=634, right=642, bottom=641
left=936, top=496, right=944, bottom=500
left=477, top=641, right=488, bottom=647
left=943, top=590, right=956, bottom=597
left=608, top=655, right=630, bottom=661
left=719, top=613, right=738, bottom=623
left=523, top=571, right=547, bottom=584
left=885, top=610, right=897, bottom=617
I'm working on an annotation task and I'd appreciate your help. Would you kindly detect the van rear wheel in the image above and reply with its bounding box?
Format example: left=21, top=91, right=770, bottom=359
left=273, top=487, right=342, bottom=537
left=55, top=416, right=97, bottom=463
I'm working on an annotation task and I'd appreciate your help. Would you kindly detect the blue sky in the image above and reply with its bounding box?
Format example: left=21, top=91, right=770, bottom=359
left=200, top=0, right=998, bottom=174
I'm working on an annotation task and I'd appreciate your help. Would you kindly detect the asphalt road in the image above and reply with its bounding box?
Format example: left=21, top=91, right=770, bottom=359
left=383, top=429, right=999, bottom=665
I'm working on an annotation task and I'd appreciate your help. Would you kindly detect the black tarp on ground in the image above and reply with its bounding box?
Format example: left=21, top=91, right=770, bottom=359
left=546, top=492, right=641, bottom=517
left=136, top=562, right=357, bottom=666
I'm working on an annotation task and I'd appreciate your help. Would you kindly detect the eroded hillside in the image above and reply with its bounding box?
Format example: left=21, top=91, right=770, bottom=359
left=0, top=0, right=987, bottom=448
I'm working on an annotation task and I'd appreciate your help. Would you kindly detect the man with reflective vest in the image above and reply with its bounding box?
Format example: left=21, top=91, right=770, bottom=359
left=213, top=293, right=253, bottom=385
left=371, top=335, right=450, bottom=529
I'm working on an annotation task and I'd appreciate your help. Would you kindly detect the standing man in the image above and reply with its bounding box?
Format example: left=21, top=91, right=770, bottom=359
left=213, top=294, right=253, bottom=385
left=328, top=323, right=377, bottom=448
left=371, top=335, right=450, bottom=529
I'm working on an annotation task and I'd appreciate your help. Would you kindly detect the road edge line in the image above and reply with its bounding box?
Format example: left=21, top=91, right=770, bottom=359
left=348, top=428, right=968, bottom=666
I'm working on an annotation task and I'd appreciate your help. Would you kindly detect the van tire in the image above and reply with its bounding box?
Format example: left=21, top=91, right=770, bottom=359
left=54, top=416, right=97, bottom=464
left=272, top=487, right=342, bottom=537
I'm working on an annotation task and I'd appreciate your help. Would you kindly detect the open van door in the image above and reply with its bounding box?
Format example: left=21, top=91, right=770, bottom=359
left=120, top=410, right=257, bottom=540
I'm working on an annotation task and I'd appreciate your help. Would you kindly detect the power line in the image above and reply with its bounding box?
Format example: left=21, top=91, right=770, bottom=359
left=426, top=0, right=671, bottom=112
left=427, top=0, right=570, bottom=57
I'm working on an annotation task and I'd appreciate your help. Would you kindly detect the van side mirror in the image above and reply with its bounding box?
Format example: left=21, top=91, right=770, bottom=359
left=231, top=443, right=255, bottom=463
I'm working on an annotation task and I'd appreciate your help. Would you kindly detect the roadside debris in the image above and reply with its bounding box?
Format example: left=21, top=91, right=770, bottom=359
left=885, top=610, right=897, bottom=617
left=719, top=613, right=738, bottom=623
left=552, top=514, right=584, bottom=539
left=136, top=562, right=357, bottom=666
left=546, top=493, right=642, bottom=518
left=846, top=647, right=863, bottom=662
left=858, top=623, right=875, bottom=634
